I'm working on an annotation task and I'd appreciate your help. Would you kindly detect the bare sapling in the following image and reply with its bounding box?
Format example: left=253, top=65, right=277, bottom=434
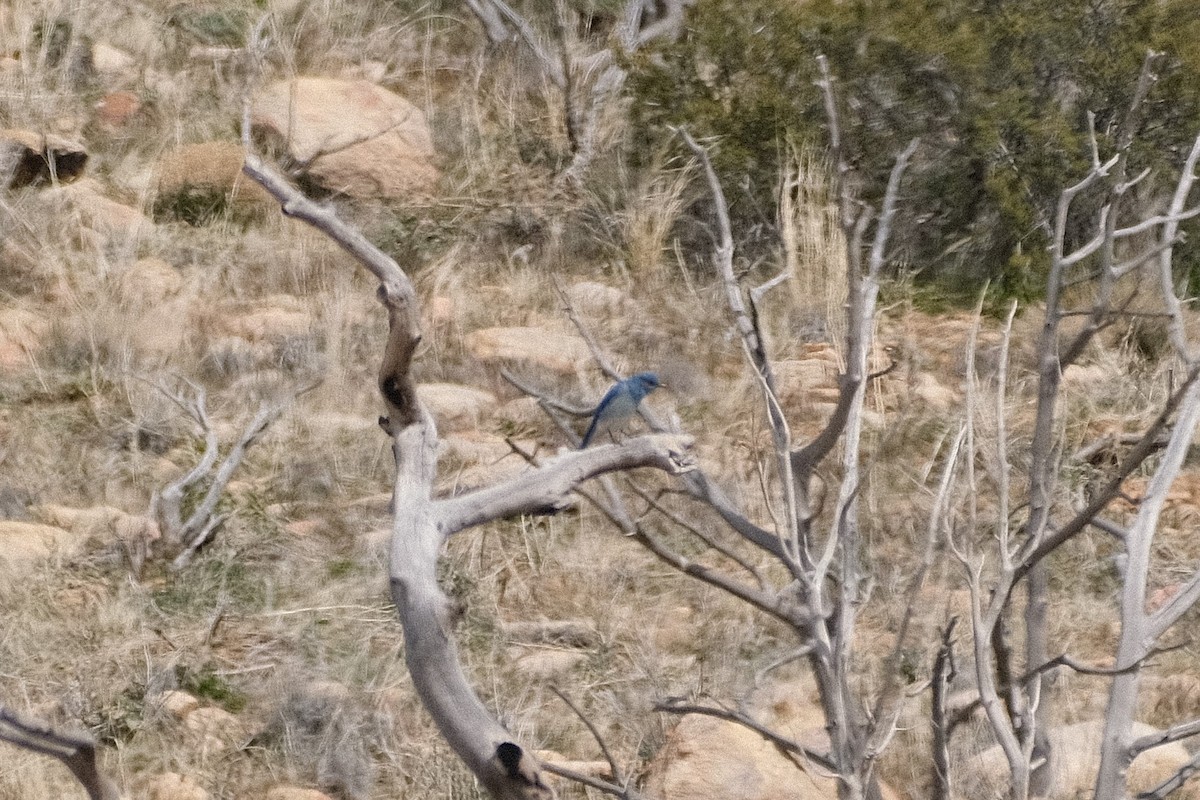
left=507, top=57, right=924, bottom=800
left=462, top=0, right=688, bottom=182
left=147, top=376, right=318, bottom=573
left=943, top=52, right=1200, bottom=800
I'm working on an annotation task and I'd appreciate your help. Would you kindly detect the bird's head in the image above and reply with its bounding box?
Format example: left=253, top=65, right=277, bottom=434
left=630, top=372, right=662, bottom=398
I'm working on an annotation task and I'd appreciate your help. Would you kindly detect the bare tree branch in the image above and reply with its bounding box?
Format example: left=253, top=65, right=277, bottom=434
left=0, top=707, right=124, bottom=800
left=549, top=687, right=640, bottom=800
left=435, top=434, right=695, bottom=534
left=654, top=699, right=839, bottom=773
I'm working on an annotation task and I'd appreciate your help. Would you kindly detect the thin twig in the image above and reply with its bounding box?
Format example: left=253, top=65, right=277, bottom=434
left=654, top=699, right=838, bottom=773
left=548, top=687, right=638, bottom=799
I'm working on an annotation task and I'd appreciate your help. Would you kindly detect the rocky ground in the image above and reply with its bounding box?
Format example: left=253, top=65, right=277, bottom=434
left=5, top=2, right=1200, bottom=799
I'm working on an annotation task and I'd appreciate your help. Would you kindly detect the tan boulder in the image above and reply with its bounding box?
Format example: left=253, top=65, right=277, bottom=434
left=0, top=521, right=83, bottom=569
left=416, top=383, right=498, bottom=432
left=961, top=720, right=1200, bottom=799
left=912, top=371, right=959, bottom=411
left=645, top=675, right=901, bottom=800
left=491, top=396, right=545, bottom=431
left=128, top=299, right=193, bottom=360
left=54, top=178, right=151, bottom=238
left=566, top=281, right=636, bottom=320
left=533, top=750, right=612, bottom=790
left=0, top=129, right=88, bottom=188
left=437, top=432, right=537, bottom=494
left=31, top=504, right=159, bottom=551
left=644, top=713, right=840, bottom=800
left=465, top=326, right=592, bottom=375
left=183, top=706, right=245, bottom=751
left=252, top=77, right=439, bottom=199
left=143, top=772, right=209, bottom=800
left=510, top=648, right=587, bottom=679
left=152, top=690, right=202, bottom=720
left=155, top=142, right=274, bottom=219
left=205, top=296, right=314, bottom=343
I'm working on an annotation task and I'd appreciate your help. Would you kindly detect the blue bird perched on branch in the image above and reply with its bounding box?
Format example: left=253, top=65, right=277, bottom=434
left=580, top=372, right=662, bottom=448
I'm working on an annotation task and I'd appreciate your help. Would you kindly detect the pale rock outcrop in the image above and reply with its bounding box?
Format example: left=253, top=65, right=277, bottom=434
left=509, top=648, right=586, bottom=679
left=252, top=77, right=439, bottom=200
left=156, top=141, right=274, bottom=217
left=0, top=521, right=83, bottom=568
left=263, top=788, right=336, bottom=800
left=565, top=281, right=638, bottom=334
left=533, top=750, right=612, bottom=790
left=644, top=714, right=840, bottom=800
left=151, top=690, right=202, bottom=720
left=0, top=129, right=88, bottom=187
left=416, top=383, right=498, bottom=432
left=210, top=296, right=314, bottom=342
left=437, top=432, right=537, bottom=493
left=645, top=674, right=902, bottom=800
left=118, top=257, right=183, bottom=308
left=465, top=326, right=592, bottom=375
left=31, top=504, right=160, bottom=552
left=90, top=42, right=137, bottom=82
left=53, top=177, right=151, bottom=239
left=960, top=720, right=1200, bottom=799
left=183, top=706, right=245, bottom=753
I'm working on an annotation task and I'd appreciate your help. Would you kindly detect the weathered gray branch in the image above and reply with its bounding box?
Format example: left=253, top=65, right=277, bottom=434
left=0, top=707, right=124, bottom=800
left=242, top=104, right=698, bottom=798
left=435, top=434, right=694, bottom=534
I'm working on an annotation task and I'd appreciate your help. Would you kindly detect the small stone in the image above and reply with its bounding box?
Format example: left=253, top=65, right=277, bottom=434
left=154, top=690, right=201, bottom=720
left=95, top=90, right=141, bottom=128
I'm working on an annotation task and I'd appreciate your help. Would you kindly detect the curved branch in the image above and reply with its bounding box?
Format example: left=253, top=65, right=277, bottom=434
left=0, top=707, right=124, bottom=800
left=654, top=700, right=838, bottom=773
left=435, top=434, right=696, bottom=534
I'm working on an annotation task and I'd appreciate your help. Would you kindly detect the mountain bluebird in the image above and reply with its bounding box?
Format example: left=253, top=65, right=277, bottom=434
left=580, top=372, right=662, bottom=448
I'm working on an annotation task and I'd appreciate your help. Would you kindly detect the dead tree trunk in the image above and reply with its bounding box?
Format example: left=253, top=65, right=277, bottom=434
left=241, top=150, right=693, bottom=800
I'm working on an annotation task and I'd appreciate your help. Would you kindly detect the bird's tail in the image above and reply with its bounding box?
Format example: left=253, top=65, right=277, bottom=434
left=580, top=415, right=601, bottom=448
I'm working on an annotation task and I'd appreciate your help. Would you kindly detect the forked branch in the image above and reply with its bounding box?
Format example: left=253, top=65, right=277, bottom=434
left=0, top=707, right=124, bottom=800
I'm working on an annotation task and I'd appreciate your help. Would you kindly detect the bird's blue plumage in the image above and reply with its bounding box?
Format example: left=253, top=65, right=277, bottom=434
left=580, top=372, right=661, bottom=448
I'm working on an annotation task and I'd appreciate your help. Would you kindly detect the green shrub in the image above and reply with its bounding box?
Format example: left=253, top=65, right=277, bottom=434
left=627, top=0, right=1200, bottom=300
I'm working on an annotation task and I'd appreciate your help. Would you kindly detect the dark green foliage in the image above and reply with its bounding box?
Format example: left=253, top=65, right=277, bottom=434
left=166, top=6, right=252, bottom=47
left=627, top=0, right=1200, bottom=299
left=153, top=186, right=233, bottom=226
left=175, top=663, right=249, bottom=712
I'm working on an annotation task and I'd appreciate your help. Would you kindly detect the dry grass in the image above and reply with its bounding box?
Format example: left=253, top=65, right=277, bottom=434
left=6, top=2, right=1200, bottom=799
